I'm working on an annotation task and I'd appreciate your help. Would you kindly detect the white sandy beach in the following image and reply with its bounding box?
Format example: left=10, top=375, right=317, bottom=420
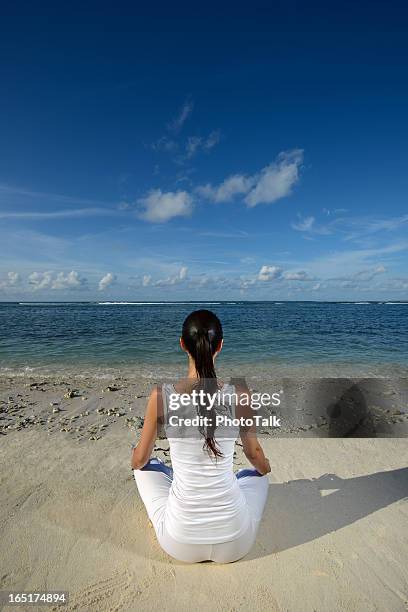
left=0, top=377, right=407, bottom=611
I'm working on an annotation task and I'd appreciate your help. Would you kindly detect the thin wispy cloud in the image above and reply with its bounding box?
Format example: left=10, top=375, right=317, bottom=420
left=303, top=242, right=408, bottom=281
left=291, top=214, right=333, bottom=235
left=0, top=182, right=122, bottom=221
left=343, top=214, right=408, bottom=241
left=291, top=212, right=408, bottom=243
left=184, top=130, right=221, bottom=160
left=291, top=215, right=315, bottom=232
left=167, top=97, right=194, bottom=134
left=352, top=265, right=386, bottom=281
left=0, top=208, right=118, bottom=220
left=199, top=230, right=249, bottom=238
left=0, top=183, right=111, bottom=207
left=150, top=136, right=179, bottom=153
left=322, top=207, right=348, bottom=216
left=283, top=270, right=314, bottom=281
left=325, top=265, right=387, bottom=284
left=150, top=99, right=220, bottom=163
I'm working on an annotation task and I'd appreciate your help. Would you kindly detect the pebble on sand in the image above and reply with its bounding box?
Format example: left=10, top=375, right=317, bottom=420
left=64, top=390, right=80, bottom=399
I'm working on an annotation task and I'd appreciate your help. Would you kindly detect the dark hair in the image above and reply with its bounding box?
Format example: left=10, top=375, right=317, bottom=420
left=181, top=309, right=223, bottom=457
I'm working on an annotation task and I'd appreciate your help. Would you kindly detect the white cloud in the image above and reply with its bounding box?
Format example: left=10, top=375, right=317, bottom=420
left=138, top=189, right=193, bottom=223
left=258, top=265, right=282, bottom=281
left=129, top=269, right=188, bottom=288
left=197, top=149, right=303, bottom=207
left=179, top=266, right=188, bottom=280
left=245, top=150, right=303, bottom=207
left=350, top=265, right=387, bottom=282
left=0, top=271, right=21, bottom=289
left=257, top=266, right=315, bottom=284
left=27, top=270, right=86, bottom=291
left=120, top=264, right=408, bottom=298
left=154, top=266, right=188, bottom=287
left=239, top=277, right=256, bottom=290
left=98, top=272, right=116, bottom=291
left=197, top=174, right=254, bottom=203
left=28, top=271, right=53, bottom=290
left=52, top=270, right=85, bottom=290
left=374, top=265, right=386, bottom=274
left=7, top=271, right=20, bottom=285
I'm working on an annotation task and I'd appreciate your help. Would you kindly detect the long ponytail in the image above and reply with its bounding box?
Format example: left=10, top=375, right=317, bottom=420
left=181, top=310, right=223, bottom=458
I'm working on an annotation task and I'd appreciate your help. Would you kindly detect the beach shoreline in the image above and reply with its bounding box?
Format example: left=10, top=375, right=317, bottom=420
left=1, top=373, right=407, bottom=444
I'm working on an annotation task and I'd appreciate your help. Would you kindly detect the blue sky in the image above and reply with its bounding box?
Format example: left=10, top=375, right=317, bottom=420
left=1, top=1, right=408, bottom=301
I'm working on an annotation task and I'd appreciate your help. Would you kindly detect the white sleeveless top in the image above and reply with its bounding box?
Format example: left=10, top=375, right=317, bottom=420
left=161, top=382, right=251, bottom=544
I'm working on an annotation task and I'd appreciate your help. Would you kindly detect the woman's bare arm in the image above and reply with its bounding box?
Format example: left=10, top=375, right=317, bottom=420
left=236, top=385, right=271, bottom=475
left=240, top=432, right=271, bottom=475
left=131, top=386, right=162, bottom=470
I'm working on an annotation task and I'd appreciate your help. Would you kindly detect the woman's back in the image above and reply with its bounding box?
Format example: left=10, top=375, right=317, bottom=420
left=162, top=382, right=251, bottom=544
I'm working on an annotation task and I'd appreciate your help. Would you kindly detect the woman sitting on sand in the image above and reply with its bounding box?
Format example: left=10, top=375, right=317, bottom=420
left=131, top=309, right=270, bottom=563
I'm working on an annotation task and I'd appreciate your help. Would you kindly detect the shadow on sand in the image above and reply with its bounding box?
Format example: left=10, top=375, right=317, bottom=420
left=247, top=467, right=408, bottom=558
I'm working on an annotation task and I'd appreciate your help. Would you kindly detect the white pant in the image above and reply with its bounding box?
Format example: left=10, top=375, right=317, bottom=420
left=134, top=466, right=269, bottom=563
